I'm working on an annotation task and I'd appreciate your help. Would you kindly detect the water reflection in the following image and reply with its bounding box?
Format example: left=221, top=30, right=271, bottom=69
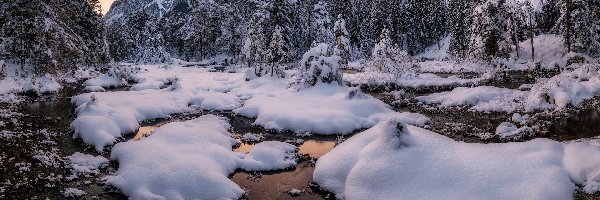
left=234, top=139, right=335, bottom=159
left=298, top=140, right=335, bottom=158
left=134, top=125, right=160, bottom=140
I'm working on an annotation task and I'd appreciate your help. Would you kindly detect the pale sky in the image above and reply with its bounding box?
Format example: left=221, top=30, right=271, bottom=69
left=99, top=0, right=115, bottom=15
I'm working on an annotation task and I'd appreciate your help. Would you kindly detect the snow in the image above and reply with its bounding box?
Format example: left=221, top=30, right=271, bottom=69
left=240, top=141, right=297, bottom=171
left=288, top=189, right=302, bottom=196
left=314, top=117, right=600, bottom=199
left=63, top=188, right=86, bottom=198
left=417, top=64, right=600, bottom=112
left=71, top=65, right=247, bottom=151
left=39, top=74, right=62, bottom=94
left=416, top=35, right=451, bottom=60
left=507, top=34, right=566, bottom=70
left=66, top=152, right=109, bottom=177
left=83, top=85, right=106, bottom=92
left=71, top=91, right=190, bottom=151
left=495, top=122, right=533, bottom=139
left=417, top=60, right=491, bottom=73
left=235, top=83, right=430, bottom=134
left=105, top=115, right=304, bottom=200
left=344, top=72, right=491, bottom=89
left=416, top=86, right=526, bottom=112
left=512, top=113, right=530, bottom=125
left=105, top=115, right=245, bottom=200
left=84, top=73, right=126, bottom=89
left=241, top=133, right=264, bottom=142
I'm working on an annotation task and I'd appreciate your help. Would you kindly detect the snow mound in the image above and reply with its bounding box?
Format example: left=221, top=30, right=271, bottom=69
left=72, top=86, right=242, bottom=151
left=105, top=115, right=245, bottom=200
left=314, top=118, right=600, bottom=199
left=241, top=133, right=264, bottom=142
left=64, top=188, right=86, bottom=198
left=495, top=122, right=533, bottom=139
left=105, top=116, right=307, bottom=200
left=66, top=152, right=108, bottom=176
left=240, top=141, right=297, bottom=171
left=71, top=91, right=191, bottom=151
left=524, top=64, right=600, bottom=111
left=39, top=74, right=62, bottom=94
left=84, top=73, right=126, bottom=89
left=235, top=83, right=429, bottom=134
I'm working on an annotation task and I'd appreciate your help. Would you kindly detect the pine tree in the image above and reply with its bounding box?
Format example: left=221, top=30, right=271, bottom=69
left=311, top=1, right=334, bottom=44
left=448, top=0, right=471, bottom=59
left=241, top=10, right=267, bottom=77
left=559, top=0, right=598, bottom=54
left=333, top=15, right=351, bottom=69
left=372, top=28, right=393, bottom=73
left=266, top=25, right=288, bottom=77
left=467, top=1, right=510, bottom=60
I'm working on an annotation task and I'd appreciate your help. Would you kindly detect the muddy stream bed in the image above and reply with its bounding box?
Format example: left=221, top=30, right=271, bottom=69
left=1, top=71, right=599, bottom=199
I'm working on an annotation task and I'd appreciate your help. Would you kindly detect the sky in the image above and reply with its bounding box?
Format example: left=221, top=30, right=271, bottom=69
left=100, top=0, right=115, bottom=15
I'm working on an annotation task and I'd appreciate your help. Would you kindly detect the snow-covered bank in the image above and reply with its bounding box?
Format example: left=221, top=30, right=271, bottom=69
left=71, top=65, right=247, bottom=151
left=71, top=88, right=243, bottom=151
left=235, top=83, right=430, bottom=135
left=0, top=74, right=63, bottom=102
left=314, top=118, right=600, bottom=199
left=105, top=115, right=299, bottom=200
left=344, top=72, right=491, bottom=90
left=417, top=64, right=600, bottom=112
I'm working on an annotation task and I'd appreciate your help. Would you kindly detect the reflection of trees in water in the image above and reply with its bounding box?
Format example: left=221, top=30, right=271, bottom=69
left=554, top=109, right=600, bottom=139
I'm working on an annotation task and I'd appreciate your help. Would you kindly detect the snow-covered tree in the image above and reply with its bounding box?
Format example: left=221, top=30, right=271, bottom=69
left=559, top=0, right=599, bottom=55
left=467, top=1, right=511, bottom=60
left=265, top=25, right=288, bottom=77
left=448, top=0, right=471, bottom=58
left=1, top=0, right=110, bottom=75
left=311, top=1, right=334, bottom=44
left=371, top=28, right=413, bottom=77
left=333, top=15, right=351, bottom=69
left=299, top=43, right=342, bottom=87
left=372, top=28, right=394, bottom=72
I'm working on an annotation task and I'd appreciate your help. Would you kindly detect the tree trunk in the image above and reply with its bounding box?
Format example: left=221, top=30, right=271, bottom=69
left=529, top=14, right=535, bottom=61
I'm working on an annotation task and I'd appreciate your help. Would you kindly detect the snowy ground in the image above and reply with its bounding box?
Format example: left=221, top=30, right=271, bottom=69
left=3, top=59, right=600, bottom=200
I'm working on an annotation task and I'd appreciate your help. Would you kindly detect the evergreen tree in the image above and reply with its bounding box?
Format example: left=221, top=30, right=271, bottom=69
left=467, top=1, right=510, bottom=60
left=311, top=1, right=334, bottom=44
left=333, top=15, right=351, bottom=69
left=448, top=0, right=471, bottom=58
left=266, top=25, right=288, bottom=77
left=559, top=0, right=598, bottom=54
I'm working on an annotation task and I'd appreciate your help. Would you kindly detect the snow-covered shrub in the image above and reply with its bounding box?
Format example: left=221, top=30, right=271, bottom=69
left=371, top=29, right=416, bottom=79
left=298, top=43, right=342, bottom=87
left=524, top=64, right=600, bottom=111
